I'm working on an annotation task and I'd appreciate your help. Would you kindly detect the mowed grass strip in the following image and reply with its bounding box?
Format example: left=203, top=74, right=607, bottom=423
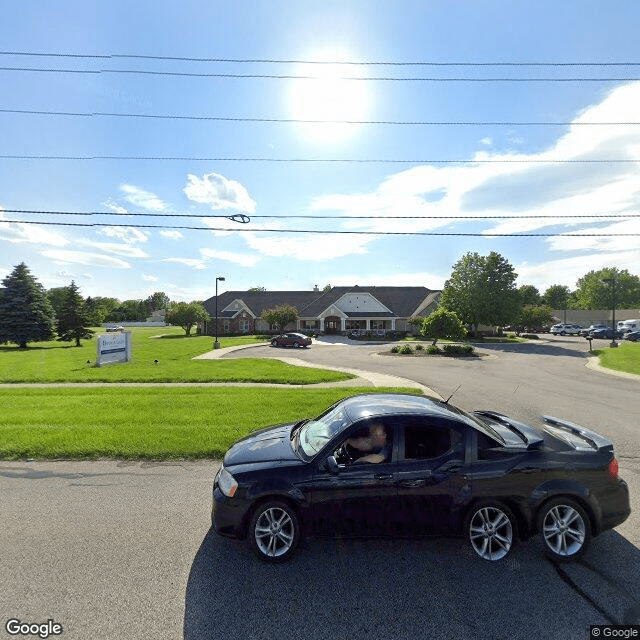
left=0, top=326, right=353, bottom=384
left=595, top=341, right=640, bottom=375
left=0, top=387, right=420, bottom=459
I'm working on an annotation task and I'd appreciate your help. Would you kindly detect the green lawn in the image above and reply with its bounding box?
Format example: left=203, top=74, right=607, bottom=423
left=0, top=386, right=419, bottom=459
left=594, top=341, right=640, bottom=375
left=0, top=326, right=353, bottom=384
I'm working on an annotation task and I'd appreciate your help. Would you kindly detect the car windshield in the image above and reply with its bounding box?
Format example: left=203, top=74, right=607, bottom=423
left=298, top=404, right=350, bottom=457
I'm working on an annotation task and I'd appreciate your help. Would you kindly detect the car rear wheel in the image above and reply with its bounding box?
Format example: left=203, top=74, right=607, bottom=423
left=249, top=500, right=300, bottom=562
left=538, top=498, right=591, bottom=562
left=466, top=502, right=515, bottom=561
left=293, top=341, right=300, bottom=348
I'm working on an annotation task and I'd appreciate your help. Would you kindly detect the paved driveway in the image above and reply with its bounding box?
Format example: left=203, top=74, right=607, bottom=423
left=1, top=334, right=638, bottom=639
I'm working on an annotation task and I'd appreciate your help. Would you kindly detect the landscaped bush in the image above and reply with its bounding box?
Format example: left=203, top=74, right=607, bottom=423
left=415, top=343, right=423, bottom=350
left=426, top=345, right=440, bottom=354
left=399, top=344, right=414, bottom=354
left=442, top=344, right=475, bottom=356
left=390, top=346, right=400, bottom=353
left=521, top=333, right=540, bottom=340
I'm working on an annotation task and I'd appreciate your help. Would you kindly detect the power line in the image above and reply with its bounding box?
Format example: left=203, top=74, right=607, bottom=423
left=1, top=67, right=639, bottom=81
left=1, top=155, right=638, bottom=164
left=1, top=108, right=637, bottom=126
left=2, top=51, right=640, bottom=66
left=4, top=209, right=640, bottom=221
left=2, top=218, right=638, bottom=237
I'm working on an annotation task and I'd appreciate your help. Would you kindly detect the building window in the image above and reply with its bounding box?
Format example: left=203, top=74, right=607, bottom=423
left=239, top=319, right=250, bottom=333
left=223, top=320, right=230, bottom=332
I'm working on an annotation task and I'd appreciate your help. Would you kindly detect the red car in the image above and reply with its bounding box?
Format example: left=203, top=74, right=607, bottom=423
left=270, top=332, right=312, bottom=348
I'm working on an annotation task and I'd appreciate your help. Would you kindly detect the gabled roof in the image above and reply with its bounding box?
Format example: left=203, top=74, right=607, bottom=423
left=301, top=286, right=438, bottom=318
left=203, top=286, right=440, bottom=320
left=203, top=290, right=321, bottom=318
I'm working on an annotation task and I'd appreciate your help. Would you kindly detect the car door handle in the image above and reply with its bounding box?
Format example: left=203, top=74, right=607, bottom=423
left=374, top=473, right=394, bottom=481
left=399, top=479, right=426, bottom=488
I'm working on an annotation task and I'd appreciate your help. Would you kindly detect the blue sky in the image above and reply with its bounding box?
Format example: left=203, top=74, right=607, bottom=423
left=1, top=0, right=640, bottom=303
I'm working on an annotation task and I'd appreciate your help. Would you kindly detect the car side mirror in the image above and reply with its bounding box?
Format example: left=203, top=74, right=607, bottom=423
left=326, top=456, right=339, bottom=475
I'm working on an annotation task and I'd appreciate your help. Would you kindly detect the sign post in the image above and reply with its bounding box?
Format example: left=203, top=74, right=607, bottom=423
left=96, top=331, right=132, bottom=367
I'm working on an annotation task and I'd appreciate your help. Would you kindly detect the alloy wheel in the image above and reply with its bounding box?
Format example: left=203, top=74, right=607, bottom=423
left=468, top=505, right=514, bottom=561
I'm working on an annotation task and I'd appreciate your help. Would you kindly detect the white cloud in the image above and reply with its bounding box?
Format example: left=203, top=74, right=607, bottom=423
left=41, top=250, right=131, bottom=269
left=480, top=137, right=493, bottom=146
left=77, top=240, right=150, bottom=258
left=142, top=274, right=158, bottom=282
left=329, top=271, right=446, bottom=289
left=0, top=213, right=69, bottom=247
left=120, top=184, right=167, bottom=211
left=159, top=229, right=183, bottom=240
left=102, top=200, right=129, bottom=215
left=161, top=257, right=207, bottom=270
left=184, top=172, right=256, bottom=213
left=199, top=248, right=261, bottom=267
left=244, top=232, right=373, bottom=261
left=100, top=226, right=149, bottom=244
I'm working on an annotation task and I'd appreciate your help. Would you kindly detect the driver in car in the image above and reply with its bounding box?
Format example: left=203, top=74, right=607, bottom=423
left=346, top=423, right=391, bottom=464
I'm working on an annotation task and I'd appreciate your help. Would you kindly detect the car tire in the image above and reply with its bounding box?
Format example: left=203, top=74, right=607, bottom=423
left=465, top=501, right=516, bottom=561
left=560, top=331, right=566, bottom=336
left=537, top=498, right=591, bottom=562
left=293, top=341, right=300, bottom=348
left=249, top=500, right=300, bottom=563
left=271, top=339, right=278, bottom=347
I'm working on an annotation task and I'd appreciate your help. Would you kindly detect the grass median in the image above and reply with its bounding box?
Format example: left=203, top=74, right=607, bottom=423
left=0, top=386, right=420, bottom=459
left=593, top=341, right=640, bottom=375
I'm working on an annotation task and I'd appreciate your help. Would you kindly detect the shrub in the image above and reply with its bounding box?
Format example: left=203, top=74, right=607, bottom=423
left=399, top=344, right=414, bottom=354
left=442, top=344, right=474, bottom=356
left=521, top=333, right=539, bottom=340
left=390, top=346, right=399, bottom=353
left=426, top=345, right=440, bottom=354
left=415, top=343, right=423, bottom=351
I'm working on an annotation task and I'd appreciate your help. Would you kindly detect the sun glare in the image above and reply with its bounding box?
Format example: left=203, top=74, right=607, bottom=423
left=288, top=53, right=371, bottom=144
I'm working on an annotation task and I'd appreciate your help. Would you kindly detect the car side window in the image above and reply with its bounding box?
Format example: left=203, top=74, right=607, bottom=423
left=403, top=422, right=463, bottom=460
left=334, top=421, right=393, bottom=465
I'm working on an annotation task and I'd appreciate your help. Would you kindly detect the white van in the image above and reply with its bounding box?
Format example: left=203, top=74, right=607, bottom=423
left=617, top=319, right=640, bottom=333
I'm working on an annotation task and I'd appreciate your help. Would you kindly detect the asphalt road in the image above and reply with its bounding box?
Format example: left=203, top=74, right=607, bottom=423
left=1, top=335, right=638, bottom=640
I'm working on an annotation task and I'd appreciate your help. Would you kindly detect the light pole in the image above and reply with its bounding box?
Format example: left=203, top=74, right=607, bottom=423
left=214, top=276, right=225, bottom=349
left=602, top=274, right=618, bottom=348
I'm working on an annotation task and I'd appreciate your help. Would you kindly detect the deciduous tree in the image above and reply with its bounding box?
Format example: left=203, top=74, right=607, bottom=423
left=261, top=304, right=299, bottom=334
left=571, top=268, right=640, bottom=310
left=166, top=302, right=210, bottom=336
left=414, top=307, right=466, bottom=346
left=440, top=252, right=520, bottom=335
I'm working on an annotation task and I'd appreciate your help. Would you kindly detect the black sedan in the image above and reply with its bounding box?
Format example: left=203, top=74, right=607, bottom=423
left=624, top=330, right=640, bottom=342
left=588, top=327, right=624, bottom=339
left=212, top=394, right=630, bottom=563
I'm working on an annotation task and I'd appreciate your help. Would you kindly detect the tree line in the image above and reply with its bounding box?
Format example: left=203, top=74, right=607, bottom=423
left=0, top=263, right=210, bottom=347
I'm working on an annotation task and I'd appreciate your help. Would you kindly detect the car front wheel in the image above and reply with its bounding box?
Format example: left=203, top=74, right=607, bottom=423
left=271, top=339, right=278, bottom=347
left=249, top=500, right=300, bottom=562
left=466, top=502, right=515, bottom=561
left=538, top=498, right=591, bottom=562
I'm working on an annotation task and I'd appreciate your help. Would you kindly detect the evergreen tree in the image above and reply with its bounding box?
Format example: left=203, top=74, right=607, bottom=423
left=56, top=281, right=94, bottom=346
left=0, top=263, right=56, bottom=348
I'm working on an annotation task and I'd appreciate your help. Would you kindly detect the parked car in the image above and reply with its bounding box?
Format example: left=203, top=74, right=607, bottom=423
left=212, top=393, right=629, bottom=563
left=270, top=332, right=312, bottom=348
left=579, top=324, right=607, bottom=337
left=623, top=330, right=640, bottom=342
left=550, top=323, right=583, bottom=336
left=588, top=328, right=624, bottom=340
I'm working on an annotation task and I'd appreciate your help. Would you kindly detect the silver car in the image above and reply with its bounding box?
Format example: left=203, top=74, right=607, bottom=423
left=550, top=323, right=582, bottom=336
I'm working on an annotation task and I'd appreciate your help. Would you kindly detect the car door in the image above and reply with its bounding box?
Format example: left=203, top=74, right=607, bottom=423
left=395, top=416, right=470, bottom=534
left=308, top=419, right=399, bottom=535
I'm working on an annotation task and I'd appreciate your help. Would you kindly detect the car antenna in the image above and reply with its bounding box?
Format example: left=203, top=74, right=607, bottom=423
left=444, top=385, right=462, bottom=405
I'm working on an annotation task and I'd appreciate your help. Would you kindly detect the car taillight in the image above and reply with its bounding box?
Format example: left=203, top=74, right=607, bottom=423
left=608, top=458, right=619, bottom=478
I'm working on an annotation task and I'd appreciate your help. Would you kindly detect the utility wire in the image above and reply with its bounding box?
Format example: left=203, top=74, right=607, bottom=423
left=0, top=108, right=637, bottom=126
left=1, top=67, right=639, bottom=81
left=3, top=209, right=640, bottom=221
left=2, top=51, right=640, bottom=66
left=2, top=219, right=638, bottom=237
left=1, top=155, right=638, bottom=164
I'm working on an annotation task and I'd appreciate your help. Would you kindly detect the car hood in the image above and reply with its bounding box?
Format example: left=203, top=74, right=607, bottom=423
left=223, top=423, right=299, bottom=467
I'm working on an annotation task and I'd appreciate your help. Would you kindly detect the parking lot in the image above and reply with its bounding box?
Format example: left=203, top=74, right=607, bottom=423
left=1, top=334, right=638, bottom=639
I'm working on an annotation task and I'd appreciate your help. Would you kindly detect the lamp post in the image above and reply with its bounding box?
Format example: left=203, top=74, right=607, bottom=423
left=214, top=276, right=225, bottom=349
left=602, top=274, right=618, bottom=348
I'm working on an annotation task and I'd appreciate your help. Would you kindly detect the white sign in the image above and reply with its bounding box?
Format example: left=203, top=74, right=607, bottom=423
left=97, top=331, right=132, bottom=366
